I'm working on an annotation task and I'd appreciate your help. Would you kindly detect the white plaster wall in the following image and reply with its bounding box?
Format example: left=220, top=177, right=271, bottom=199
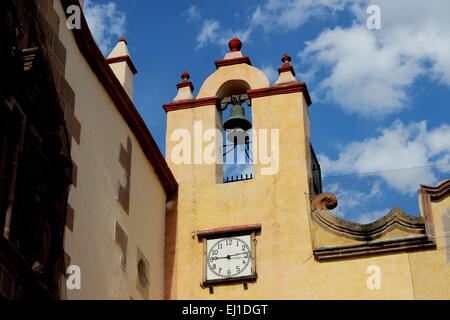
left=109, top=62, right=134, bottom=99
left=55, top=1, right=167, bottom=300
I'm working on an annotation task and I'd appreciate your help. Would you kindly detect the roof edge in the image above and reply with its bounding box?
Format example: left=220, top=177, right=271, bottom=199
left=60, top=0, right=177, bottom=193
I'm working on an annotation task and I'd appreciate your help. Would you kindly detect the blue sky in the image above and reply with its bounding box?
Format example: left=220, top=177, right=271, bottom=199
left=83, top=0, right=450, bottom=223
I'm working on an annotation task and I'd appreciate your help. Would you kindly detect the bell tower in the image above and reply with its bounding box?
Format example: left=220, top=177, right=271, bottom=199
left=163, top=38, right=319, bottom=299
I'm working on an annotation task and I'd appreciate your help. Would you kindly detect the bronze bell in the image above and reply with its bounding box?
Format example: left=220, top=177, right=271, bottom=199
left=223, top=95, right=252, bottom=145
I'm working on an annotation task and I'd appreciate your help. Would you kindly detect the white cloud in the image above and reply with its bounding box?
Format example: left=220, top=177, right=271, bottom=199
left=251, top=0, right=350, bottom=32
left=260, top=65, right=278, bottom=84
left=194, top=0, right=348, bottom=50
left=189, top=0, right=450, bottom=118
left=326, top=181, right=381, bottom=218
left=425, top=124, right=450, bottom=156
left=196, top=20, right=251, bottom=49
left=84, top=0, right=126, bottom=55
left=319, top=120, right=450, bottom=194
left=300, top=0, right=450, bottom=117
left=244, top=0, right=450, bottom=117
left=301, top=26, right=423, bottom=117
left=196, top=20, right=220, bottom=49
left=184, top=5, right=201, bottom=22
left=357, top=208, right=392, bottom=224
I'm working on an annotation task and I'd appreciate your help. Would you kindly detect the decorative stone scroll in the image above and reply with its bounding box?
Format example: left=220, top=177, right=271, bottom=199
left=310, top=192, right=436, bottom=260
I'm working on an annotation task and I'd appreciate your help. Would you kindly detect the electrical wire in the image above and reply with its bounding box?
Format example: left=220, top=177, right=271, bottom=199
left=322, top=162, right=450, bottom=179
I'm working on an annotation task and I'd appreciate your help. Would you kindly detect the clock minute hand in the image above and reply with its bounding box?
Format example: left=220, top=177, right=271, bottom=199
left=229, top=252, right=248, bottom=256
left=229, top=252, right=249, bottom=259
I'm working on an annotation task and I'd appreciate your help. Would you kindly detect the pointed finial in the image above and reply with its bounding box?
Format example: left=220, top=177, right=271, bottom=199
left=228, top=37, right=243, bottom=52
left=105, top=36, right=137, bottom=98
left=275, top=53, right=297, bottom=85
left=118, top=37, right=128, bottom=45
left=277, top=53, right=296, bottom=76
left=281, top=53, right=291, bottom=64
left=181, top=70, right=190, bottom=82
left=174, top=70, right=194, bottom=102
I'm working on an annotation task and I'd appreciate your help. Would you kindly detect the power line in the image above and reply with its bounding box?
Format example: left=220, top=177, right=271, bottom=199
left=322, top=162, right=450, bottom=179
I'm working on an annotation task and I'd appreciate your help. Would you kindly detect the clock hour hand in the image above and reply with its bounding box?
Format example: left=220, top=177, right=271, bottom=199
left=212, top=256, right=229, bottom=260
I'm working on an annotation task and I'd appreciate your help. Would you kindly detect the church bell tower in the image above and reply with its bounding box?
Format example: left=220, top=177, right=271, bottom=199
left=163, top=38, right=319, bottom=299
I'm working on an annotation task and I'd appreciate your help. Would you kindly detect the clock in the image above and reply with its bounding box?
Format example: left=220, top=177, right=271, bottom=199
left=197, top=224, right=260, bottom=286
left=206, top=235, right=253, bottom=281
left=201, top=234, right=257, bottom=286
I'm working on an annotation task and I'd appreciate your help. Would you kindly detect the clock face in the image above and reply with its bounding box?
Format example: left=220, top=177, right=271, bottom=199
left=206, top=235, right=252, bottom=281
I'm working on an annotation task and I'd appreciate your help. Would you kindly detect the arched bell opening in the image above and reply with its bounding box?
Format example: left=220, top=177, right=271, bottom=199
left=216, top=80, right=251, bottom=100
left=216, top=81, right=254, bottom=184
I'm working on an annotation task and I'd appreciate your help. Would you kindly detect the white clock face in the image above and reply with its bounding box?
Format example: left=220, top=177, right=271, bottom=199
left=206, top=235, right=252, bottom=281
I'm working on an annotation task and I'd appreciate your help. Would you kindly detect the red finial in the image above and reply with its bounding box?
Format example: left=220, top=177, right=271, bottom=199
left=278, top=53, right=296, bottom=76
left=281, top=53, right=291, bottom=64
left=118, top=37, right=128, bottom=44
left=228, top=37, right=242, bottom=52
left=177, top=70, right=194, bottom=91
left=181, top=70, right=190, bottom=82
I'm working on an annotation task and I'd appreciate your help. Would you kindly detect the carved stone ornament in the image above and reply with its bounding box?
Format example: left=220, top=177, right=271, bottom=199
left=311, top=192, right=337, bottom=211
left=311, top=193, right=429, bottom=241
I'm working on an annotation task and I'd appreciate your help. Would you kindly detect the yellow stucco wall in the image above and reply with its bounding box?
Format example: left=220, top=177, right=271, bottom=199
left=197, top=64, right=269, bottom=99
left=55, top=2, right=167, bottom=300
left=409, top=194, right=449, bottom=299
left=165, top=61, right=449, bottom=299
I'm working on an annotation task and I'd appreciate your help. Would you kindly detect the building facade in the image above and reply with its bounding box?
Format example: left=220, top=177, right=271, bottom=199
left=0, top=0, right=448, bottom=301
left=0, top=0, right=177, bottom=300
left=163, top=38, right=450, bottom=299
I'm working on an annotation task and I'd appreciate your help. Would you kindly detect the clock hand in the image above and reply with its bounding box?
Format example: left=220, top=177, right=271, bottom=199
left=229, top=252, right=250, bottom=259
left=212, top=252, right=249, bottom=260
left=229, top=252, right=249, bottom=256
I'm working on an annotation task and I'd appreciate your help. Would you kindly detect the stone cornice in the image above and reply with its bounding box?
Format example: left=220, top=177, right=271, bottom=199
left=312, top=206, right=427, bottom=242
left=247, top=82, right=312, bottom=106
left=214, top=56, right=252, bottom=69
left=163, top=96, right=220, bottom=112
left=420, top=179, right=450, bottom=200
left=105, top=55, right=138, bottom=75
left=314, top=236, right=435, bottom=261
left=176, top=81, right=194, bottom=90
left=419, top=179, right=450, bottom=238
left=278, top=65, right=296, bottom=76
left=197, top=224, right=262, bottom=239
left=310, top=192, right=437, bottom=260
left=163, top=82, right=313, bottom=112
